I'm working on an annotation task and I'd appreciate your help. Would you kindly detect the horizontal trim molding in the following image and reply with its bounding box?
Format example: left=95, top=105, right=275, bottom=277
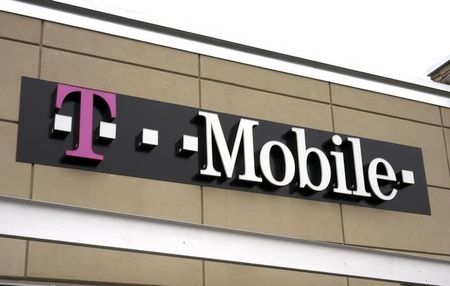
left=0, top=196, right=449, bottom=285
left=1, top=0, right=450, bottom=107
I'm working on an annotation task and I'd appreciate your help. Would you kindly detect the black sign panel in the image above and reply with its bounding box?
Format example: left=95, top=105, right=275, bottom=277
left=17, top=77, right=430, bottom=214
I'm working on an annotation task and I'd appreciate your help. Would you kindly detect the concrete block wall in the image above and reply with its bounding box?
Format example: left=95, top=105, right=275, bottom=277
left=0, top=11, right=449, bottom=286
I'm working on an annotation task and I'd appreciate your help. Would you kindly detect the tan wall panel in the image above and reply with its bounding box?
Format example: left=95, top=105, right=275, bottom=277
left=331, top=84, right=441, bottom=125
left=441, top=107, right=450, bottom=127
left=444, top=128, right=450, bottom=171
left=0, top=122, right=31, bottom=199
left=0, top=39, right=39, bottom=121
left=41, top=48, right=199, bottom=107
left=27, top=242, right=202, bottom=286
left=201, top=56, right=330, bottom=103
left=201, top=80, right=333, bottom=131
left=333, top=106, right=450, bottom=188
left=33, top=165, right=202, bottom=223
left=203, top=187, right=343, bottom=242
left=0, top=238, right=26, bottom=277
left=43, top=22, right=198, bottom=76
left=204, top=261, right=347, bottom=286
left=0, top=12, right=41, bottom=43
left=342, top=187, right=450, bottom=254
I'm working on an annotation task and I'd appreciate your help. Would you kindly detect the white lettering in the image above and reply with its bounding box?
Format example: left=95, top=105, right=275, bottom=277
left=347, top=137, right=372, bottom=197
left=291, top=128, right=331, bottom=191
left=260, top=141, right=295, bottom=186
left=198, top=111, right=262, bottom=182
left=368, top=158, right=398, bottom=201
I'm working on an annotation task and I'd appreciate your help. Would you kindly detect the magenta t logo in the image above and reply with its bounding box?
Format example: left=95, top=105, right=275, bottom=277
left=55, top=83, right=117, bottom=161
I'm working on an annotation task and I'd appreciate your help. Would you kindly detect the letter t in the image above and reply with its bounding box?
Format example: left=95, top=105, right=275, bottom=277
left=55, top=83, right=116, bottom=161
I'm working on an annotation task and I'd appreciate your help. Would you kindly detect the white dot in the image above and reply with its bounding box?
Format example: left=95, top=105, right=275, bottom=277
left=332, top=135, right=343, bottom=146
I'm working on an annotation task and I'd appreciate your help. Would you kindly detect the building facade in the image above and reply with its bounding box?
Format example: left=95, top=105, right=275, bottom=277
left=0, top=4, right=450, bottom=286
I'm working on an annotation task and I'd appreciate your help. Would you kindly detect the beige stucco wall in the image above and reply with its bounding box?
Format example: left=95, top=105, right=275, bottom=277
left=0, top=11, right=449, bottom=286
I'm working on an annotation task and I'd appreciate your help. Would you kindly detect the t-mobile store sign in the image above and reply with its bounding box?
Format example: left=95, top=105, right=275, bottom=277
left=17, top=78, right=430, bottom=214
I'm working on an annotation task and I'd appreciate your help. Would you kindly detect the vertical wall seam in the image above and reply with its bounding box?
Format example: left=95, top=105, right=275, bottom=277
left=28, top=165, right=34, bottom=200
left=198, top=54, right=204, bottom=225
left=24, top=18, right=44, bottom=279
left=198, top=54, right=206, bottom=286
left=439, top=107, right=450, bottom=181
left=329, top=83, right=349, bottom=286
left=23, top=240, right=29, bottom=277
left=37, top=20, right=44, bottom=79
left=25, top=161, right=34, bottom=276
left=329, top=83, right=336, bottom=132
left=329, top=84, right=345, bottom=242
left=198, top=54, right=202, bottom=108
left=24, top=160, right=33, bottom=276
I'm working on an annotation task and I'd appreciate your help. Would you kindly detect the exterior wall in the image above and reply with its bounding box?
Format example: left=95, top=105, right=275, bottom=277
left=0, top=11, right=449, bottom=286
